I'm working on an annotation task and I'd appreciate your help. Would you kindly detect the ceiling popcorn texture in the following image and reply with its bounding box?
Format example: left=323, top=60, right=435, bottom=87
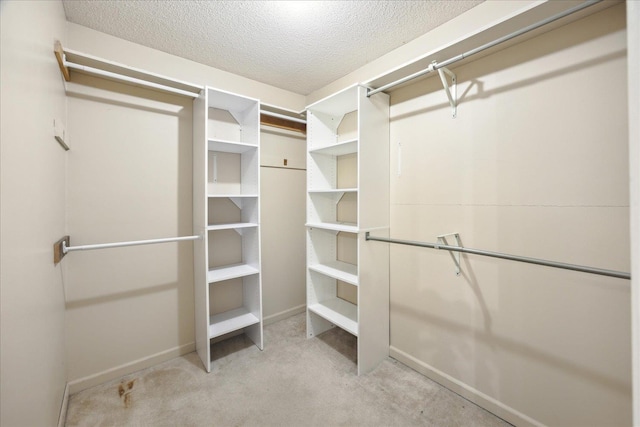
left=62, top=1, right=483, bottom=95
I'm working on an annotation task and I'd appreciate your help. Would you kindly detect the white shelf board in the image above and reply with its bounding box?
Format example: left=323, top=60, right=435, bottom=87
left=208, top=139, right=258, bottom=153
left=207, top=87, right=259, bottom=113
left=209, top=307, right=260, bottom=339
left=208, top=194, right=259, bottom=199
left=309, top=261, right=358, bottom=285
left=308, top=298, right=358, bottom=336
left=306, top=221, right=358, bottom=233
left=208, top=263, right=260, bottom=283
left=308, top=188, right=357, bottom=194
left=306, top=85, right=358, bottom=117
left=309, top=139, right=357, bottom=156
left=207, top=222, right=258, bottom=231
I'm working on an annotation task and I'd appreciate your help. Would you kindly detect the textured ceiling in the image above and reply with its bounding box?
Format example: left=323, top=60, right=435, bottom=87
left=62, top=1, right=483, bottom=95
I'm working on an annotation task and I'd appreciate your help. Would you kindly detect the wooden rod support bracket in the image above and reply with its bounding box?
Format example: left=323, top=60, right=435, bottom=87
left=54, top=40, right=70, bottom=82
left=260, top=114, right=306, bottom=134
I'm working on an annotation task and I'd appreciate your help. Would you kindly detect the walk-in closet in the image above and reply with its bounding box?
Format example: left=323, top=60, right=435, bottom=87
left=1, top=1, right=638, bottom=426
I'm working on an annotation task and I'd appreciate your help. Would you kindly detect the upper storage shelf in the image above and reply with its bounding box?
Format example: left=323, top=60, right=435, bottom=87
left=55, top=43, right=202, bottom=98
left=306, top=85, right=360, bottom=150
left=207, top=88, right=260, bottom=146
left=307, top=85, right=359, bottom=117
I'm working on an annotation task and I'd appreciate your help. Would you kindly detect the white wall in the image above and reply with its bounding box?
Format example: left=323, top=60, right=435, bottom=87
left=0, top=1, right=69, bottom=425
left=388, top=5, right=630, bottom=426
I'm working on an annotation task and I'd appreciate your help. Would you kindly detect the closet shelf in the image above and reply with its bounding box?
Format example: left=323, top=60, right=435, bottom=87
left=207, top=222, right=258, bottom=231
left=208, top=139, right=258, bottom=153
left=309, top=261, right=358, bottom=285
left=208, top=263, right=260, bottom=283
left=208, top=194, right=259, bottom=199
left=308, top=188, right=357, bottom=194
left=55, top=43, right=202, bottom=97
left=308, top=299, right=358, bottom=337
left=209, top=307, right=260, bottom=339
left=306, top=221, right=358, bottom=233
left=309, top=139, right=357, bottom=156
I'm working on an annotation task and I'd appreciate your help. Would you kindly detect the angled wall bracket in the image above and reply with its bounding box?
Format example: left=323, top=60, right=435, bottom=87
left=436, top=232, right=461, bottom=275
left=435, top=63, right=457, bottom=118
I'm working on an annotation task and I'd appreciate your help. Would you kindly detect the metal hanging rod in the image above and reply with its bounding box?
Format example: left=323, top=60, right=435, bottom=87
left=367, top=0, right=602, bottom=97
left=64, top=235, right=201, bottom=253
left=54, top=234, right=201, bottom=264
left=365, top=232, right=630, bottom=280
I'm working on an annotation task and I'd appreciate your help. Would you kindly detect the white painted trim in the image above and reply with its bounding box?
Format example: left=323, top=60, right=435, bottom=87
left=68, top=342, right=195, bottom=394
left=264, top=304, right=306, bottom=326
left=57, top=382, right=69, bottom=427
left=627, top=1, right=640, bottom=425
left=389, top=346, right=546, bottom=427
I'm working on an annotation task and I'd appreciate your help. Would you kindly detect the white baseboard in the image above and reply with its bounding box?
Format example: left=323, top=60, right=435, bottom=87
left=68, top=342, right=195, bottom=395
left=67, top=307, right=305, bottom=395
left=264, top=304, right=306, bottom=326
left=389, top=346, right=545, bottom=427
left=57, top=382, right=69, bottom=427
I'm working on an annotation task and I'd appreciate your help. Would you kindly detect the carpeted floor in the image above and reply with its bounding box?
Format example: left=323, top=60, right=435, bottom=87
left=66, top=313, right=512, bottom=426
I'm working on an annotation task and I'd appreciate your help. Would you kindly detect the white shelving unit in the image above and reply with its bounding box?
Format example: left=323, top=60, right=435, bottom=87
left=193, top=86, right=263, bottom=372
left=305, top=84, right=390, bottom=375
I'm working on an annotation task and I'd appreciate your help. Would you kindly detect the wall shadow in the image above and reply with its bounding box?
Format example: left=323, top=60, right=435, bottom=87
left=391, top=50, right=626, bottom=122
left=390, top=295, right=630, bottom=397
left=65, top=282, right=179, bottom=309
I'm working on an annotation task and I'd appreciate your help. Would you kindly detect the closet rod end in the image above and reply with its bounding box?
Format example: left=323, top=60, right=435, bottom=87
left=53, top=235, right=70, bottom=265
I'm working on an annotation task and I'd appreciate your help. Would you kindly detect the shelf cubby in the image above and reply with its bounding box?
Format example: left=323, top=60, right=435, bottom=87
left=308, top=298, right=358, bottom=337
left=307, top=189, right=358, bottom=227
left=208, top=274, right=261, bottom=341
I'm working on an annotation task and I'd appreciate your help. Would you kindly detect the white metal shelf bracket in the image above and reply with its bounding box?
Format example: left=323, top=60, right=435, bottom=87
left=435, top=63, right=457, bottom=118
left=229, top=197, right=240, bottom=209
left=436, top=232, right=461, bottom=275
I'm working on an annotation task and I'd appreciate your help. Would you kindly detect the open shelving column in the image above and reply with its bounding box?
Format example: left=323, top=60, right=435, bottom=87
left=306, top=85, right=390, bottom=375
left=193, top=87, right=263, bottom=372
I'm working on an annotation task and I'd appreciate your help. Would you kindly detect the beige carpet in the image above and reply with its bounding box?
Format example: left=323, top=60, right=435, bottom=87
left=66, top=313, right=512, bottom=426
